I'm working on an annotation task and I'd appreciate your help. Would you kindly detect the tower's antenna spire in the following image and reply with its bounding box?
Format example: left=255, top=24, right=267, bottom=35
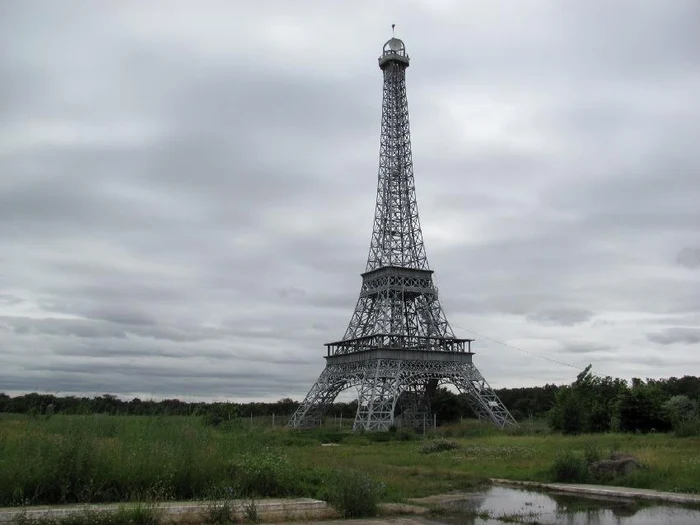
left=391, top=23, right=395, bottom=36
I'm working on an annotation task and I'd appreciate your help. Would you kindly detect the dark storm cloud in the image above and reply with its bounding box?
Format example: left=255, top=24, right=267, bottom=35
left=1, top=0, right=699, bottom=400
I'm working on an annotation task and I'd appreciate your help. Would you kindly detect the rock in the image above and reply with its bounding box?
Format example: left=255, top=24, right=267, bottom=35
left=589, top=457, right=641, bottom=477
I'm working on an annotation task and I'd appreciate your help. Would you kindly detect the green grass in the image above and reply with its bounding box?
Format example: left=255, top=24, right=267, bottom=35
left=1, top=414, right=699, bottom=508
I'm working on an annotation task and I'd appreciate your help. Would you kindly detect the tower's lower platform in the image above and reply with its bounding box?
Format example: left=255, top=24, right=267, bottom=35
left=288, top=348, right=516, bottom=431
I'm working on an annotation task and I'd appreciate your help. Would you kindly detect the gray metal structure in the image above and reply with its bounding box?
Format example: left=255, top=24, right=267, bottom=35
left=289, top=35, right=516, bottom=431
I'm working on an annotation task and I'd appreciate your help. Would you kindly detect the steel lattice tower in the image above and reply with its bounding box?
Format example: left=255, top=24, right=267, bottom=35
left=289, top=35, right=515, bottom=431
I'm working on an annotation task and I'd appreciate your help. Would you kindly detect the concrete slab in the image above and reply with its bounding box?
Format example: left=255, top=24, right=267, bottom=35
left=0, top=498, right=333, bottom=524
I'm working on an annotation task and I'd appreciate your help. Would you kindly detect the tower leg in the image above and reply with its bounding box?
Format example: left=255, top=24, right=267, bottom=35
left=288, top=365, right=347, bottom=428
left=354, top=359, right=402, bottom=431
left=452, top=363, right=516, bottom=428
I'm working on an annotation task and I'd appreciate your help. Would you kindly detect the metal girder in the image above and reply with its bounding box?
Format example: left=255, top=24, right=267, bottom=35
left=288, top=36, right=515, bottom=431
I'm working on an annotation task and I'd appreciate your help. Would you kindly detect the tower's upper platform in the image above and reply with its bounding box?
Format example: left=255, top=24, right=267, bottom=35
left=379, top=36, right=409, bottom=68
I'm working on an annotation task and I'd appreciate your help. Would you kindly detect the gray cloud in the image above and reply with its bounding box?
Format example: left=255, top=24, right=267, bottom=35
left=677, top=247, right=700, bottom=269
left=647, top=328, right=700, bottom=346
left=526, top=309, right=594, bottom=327
left=1, top=1, right=699, bottom=400
left=559, top=342, right=613, bottom=355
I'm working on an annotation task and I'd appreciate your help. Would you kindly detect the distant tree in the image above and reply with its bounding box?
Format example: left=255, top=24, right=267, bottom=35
left=0, top=393, right=9, bottom=412
left=549, top=365, right=628, bottom=434
left=664, top=394, right=699, bottom=425
left=615, top=381, right=671, bottom=433
left=431, top=387, right=461, bottom=423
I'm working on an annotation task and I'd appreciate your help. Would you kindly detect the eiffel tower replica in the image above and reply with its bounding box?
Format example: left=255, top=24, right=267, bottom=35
left=289, top=33, right=516, bottom=431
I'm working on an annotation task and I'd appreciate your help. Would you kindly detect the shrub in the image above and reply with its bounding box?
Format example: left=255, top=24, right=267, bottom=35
left=551, top=451, right=589, bottom=483
left=674, top=417, right=700, bottom=437
left=366, top=431, right=392, bottom=443
left=227, top=451, right=297, bottom=497
left=396, top=428, right=417, bottom=441
left=314, top=430, right=345, bottom=444
left=325, top=470, right=383, bottom=518
left=664, top=396, right=700, bottom=437
left=583, top=445, right=602, bottom=465
left=418, top=438, right=460, bottom=454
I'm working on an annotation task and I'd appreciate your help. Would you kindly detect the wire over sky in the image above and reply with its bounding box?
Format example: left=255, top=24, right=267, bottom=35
left=451, top=322, right=585, bottom=372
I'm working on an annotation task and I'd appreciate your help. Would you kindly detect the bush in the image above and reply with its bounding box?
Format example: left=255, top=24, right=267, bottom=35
left=226, top=451, right=298, bottom=497
left=325, top=470, right=383, bottom=518
left=396, top=428, right=417, bottom=441
left=674, top=418, right=700, bottom=437
left=583, top=445, right=602, bottom=465
left=664, top=396, right=700, bottom=437
left=418, top=438, right=460, bottom=454
left=314, top=430, right=345, bottom=444
left=551, top=451, right=589, bottom=483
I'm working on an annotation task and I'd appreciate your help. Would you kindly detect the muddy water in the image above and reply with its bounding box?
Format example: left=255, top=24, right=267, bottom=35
left=434, top=486, right=700, bottom=525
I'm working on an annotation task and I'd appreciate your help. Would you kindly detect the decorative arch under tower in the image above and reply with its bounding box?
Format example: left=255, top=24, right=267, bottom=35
left=288, top=35, right=515, bottom=431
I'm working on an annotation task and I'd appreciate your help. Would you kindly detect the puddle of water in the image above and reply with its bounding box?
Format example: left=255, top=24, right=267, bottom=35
left=434, top=486, right=700, bottom=525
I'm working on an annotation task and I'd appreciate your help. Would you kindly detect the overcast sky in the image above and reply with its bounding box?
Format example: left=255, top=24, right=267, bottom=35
left=1, top=1, right=699, bottom=402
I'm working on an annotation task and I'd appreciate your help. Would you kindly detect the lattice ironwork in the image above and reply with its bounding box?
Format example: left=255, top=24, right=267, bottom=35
left=289, top=34, right=515, bottom=431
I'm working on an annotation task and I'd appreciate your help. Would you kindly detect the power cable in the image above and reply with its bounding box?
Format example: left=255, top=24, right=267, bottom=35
left=451, top=322, right=585, bottom=372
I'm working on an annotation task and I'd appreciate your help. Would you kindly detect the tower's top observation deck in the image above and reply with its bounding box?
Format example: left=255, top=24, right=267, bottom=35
left=379, top=36, right=409, bottom=68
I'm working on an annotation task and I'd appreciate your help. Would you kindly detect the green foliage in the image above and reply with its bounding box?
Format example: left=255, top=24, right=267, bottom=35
left=665, top=395, right=698, bottom=423
left=227, top=451, right=298, bottom=497
left=432, top=419, right=502, bottom=438
left=549, top=365, right=628, bottom=434
left=673, top=418, right=700, bottom=437
left=551, top=451, right=590, bottom=483
left=583, top=444, right=602, bottom=465
left=547, top=366, right=694, bottom=434
left=0, top=416, right=322, bottom=506
left=418, top=438, right=460, bottom=454
left=615, top=383, right=671, bottom=433
left=314, top=430, right=345, bottom=443
left=664, top=395, right=700, bottom=436
left=396, top=427, right=418, bottom=441
left=4, top=374, right=700, bottom=429
left=324, top=470, right=383, bottom=518
left=3, top=413, right=700, bottom=508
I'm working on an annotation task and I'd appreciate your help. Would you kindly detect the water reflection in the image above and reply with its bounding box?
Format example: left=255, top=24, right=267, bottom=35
left=434, top=486, right=700, bottom=525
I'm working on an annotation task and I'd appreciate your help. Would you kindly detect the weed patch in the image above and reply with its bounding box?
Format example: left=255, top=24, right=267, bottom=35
left=551, top=451, right=590, bottom=483
left=324, top=470, right=384, bottom=518
left=419, top=438, right=460, bottom=454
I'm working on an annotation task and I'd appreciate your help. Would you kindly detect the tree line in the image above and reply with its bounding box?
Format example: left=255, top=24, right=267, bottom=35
left=2, top=369, right=699, bottom=434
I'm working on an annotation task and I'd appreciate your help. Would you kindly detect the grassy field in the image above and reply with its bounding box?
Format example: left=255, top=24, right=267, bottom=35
left=1, top=413, right=699, bottom=508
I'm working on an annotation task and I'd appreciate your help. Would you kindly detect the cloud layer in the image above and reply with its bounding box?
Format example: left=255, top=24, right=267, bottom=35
left=1, top=1, right=699, bottom=401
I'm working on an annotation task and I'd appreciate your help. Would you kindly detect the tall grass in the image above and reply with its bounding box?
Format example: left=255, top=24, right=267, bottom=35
left=2, top=414, right=700, bottom=507
left=0, top=415, right=321, bottom=505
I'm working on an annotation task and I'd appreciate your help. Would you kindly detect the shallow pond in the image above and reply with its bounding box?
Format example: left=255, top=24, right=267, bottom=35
left=434, top=486, right=700, bottom=525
